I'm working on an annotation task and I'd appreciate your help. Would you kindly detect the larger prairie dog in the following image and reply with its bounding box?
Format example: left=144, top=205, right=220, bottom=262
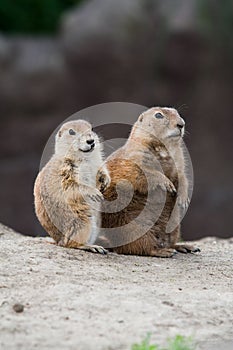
left=34, top=120, right=110, bottom=254
left=100, top=107, right=200, bottom=257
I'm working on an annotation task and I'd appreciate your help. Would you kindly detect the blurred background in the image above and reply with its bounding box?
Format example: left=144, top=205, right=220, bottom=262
left=0, top=0, right=232, bottom=240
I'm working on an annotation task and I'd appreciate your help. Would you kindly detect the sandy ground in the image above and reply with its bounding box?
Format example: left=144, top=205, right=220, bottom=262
left=0, top=223, right=232, bottom=350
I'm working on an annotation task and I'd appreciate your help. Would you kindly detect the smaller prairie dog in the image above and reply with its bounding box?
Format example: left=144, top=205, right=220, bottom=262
left=34, top=120, right=110, bottom=254
left=101, top=107, right=200, bottom=257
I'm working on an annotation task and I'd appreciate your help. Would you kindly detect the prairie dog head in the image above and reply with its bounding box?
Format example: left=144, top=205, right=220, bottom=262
left=55, top=120, right=101, bottom=157
left=133, top=107, right=185, bottom=143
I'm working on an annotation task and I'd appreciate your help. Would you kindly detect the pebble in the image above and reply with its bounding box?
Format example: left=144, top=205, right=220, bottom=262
left=13, top=303, right=24, bottom=313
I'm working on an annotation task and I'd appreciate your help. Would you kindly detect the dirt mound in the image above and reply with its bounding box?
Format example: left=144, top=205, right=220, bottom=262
left=0, top=224, right=232, bottom=349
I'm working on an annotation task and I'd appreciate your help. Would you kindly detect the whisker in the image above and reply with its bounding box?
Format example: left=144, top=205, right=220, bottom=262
left=103, top=142, right=117, bottom=151
left=177, top=104, right=189, bottom=113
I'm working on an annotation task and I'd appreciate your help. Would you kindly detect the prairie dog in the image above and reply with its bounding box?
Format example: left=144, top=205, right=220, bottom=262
left=100, top=107, right=200, bottom=257
left=34, top=120, right=110, bottom=254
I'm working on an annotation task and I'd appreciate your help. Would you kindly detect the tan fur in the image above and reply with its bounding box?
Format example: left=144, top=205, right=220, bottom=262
left=34, top=120, right=110, bottom=254
left=100, top=107, right=199, bottom=257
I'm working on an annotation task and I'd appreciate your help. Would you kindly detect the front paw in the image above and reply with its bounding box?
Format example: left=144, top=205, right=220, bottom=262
left=97, top=169, right=111, bottom=193
left=174, top=243, right=200, bottom=254
left=177, top=194, right=190, bottom=210
left=156, top=178, right=177, bottom=195
left=78, top=244, right=108, bottom=255
left=87, top=189, right=103, bottom=202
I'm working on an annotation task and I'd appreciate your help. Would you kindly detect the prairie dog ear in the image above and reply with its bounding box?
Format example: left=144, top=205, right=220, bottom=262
left=138, top=114, right=144, bottom=122
left=58, top=130, right=62, bottom=137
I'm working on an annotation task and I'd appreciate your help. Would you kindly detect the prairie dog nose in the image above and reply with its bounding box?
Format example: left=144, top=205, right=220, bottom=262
left=177, top=123, right=184, bottom=129
left=86, top=139, right=95, bottom=145
left=177, top=118, right=185, bottom=129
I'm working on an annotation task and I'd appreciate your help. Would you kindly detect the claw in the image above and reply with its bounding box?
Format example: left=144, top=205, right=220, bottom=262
left=191, top=247, right=201, bottom=253
left=159, top=182, right=176, bottom=194
left=78, top=244, right=108, bottom=255
left=168, top=184, right=177, bottom=194
left=88, top=193, right=103, bottom=202
left=175, top=244, right=201, bottom=254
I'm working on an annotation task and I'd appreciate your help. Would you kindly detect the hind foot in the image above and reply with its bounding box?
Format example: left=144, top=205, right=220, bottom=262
left=174, top=243, right=200, bottom=254
left=78, top=244, right=108, bottom=255
left=150, top=248, right=177, bottom=258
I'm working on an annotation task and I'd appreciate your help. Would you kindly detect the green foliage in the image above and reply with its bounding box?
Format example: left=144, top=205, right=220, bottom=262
left=197, top=0, right=233, bottom=56
left=166, top=335, right=195, bottom=350
left=131, top=334, right=195, bottom=350
left=131, top=334, right=159, bottom=350
left=0, top=0, right=84, bottom=35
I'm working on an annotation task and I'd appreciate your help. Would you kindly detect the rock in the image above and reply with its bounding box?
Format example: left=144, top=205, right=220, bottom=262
left=61, top=0, right=143, bottom=50
left=0, top=35, right=13, bottom=65
left=0, top=37, right=67, bottom=112
left=159, top=0, right=198, bottom=32
left=12, top=38, right=64, bottom=76
left=61, top=0, right=199, bottom=56
left=13, top=303, right=24, bottom=313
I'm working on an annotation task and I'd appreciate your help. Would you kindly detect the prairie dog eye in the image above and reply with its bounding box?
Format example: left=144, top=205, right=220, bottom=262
left=69, top=129, right=76, bottom=135
left=155, top=113, right=164, bottom=119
